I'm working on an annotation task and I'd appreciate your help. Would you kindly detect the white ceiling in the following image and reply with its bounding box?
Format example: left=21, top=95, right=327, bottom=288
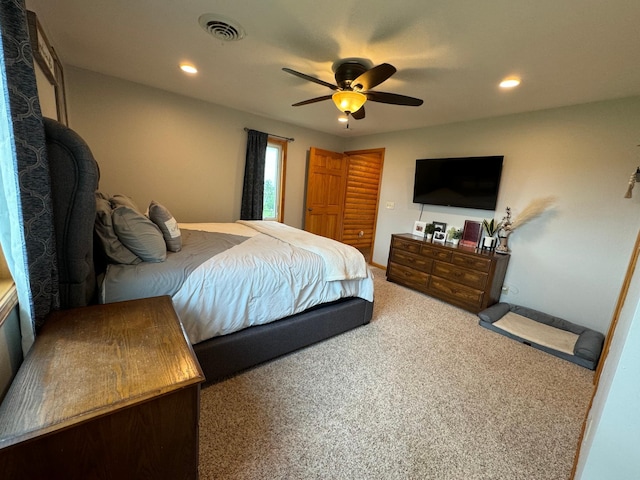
left=26, top=0, right=640, bottom=137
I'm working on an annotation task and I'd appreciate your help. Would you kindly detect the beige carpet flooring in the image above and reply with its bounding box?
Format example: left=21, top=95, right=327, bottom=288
left=198, top=267, right=594, bottom=479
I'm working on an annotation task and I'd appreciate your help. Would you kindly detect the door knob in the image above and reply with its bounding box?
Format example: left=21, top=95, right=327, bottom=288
left=307, top=208, right=313, bottom=211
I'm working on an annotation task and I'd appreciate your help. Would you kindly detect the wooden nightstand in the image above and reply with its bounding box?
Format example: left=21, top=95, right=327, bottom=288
left=0, top=296, right=204, bottom=479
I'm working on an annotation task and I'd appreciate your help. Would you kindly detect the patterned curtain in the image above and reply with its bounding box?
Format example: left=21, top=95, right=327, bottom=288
left=240, top=129, right=268, bottom=220
left=0, top=0, right=58, bottom=353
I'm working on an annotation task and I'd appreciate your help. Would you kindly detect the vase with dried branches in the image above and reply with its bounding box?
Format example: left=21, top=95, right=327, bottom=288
left=495, top=196, right=556, bottom=254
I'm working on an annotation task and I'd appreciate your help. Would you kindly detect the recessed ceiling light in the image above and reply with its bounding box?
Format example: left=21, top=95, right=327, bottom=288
left=180, top=64, right=198, bottom=74
left=499, top=77, right=520, bottom=88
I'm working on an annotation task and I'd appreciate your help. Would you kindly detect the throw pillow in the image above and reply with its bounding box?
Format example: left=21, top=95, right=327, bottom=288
left=110, top=194, right=140, bottom=212
left=148, top=200, right=182, bottom=252
left=94, top=196, right=141, bottom=265
left=112, top=206, right=167, bottom=262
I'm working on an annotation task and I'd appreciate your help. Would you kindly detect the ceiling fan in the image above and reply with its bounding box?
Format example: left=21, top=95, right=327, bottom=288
left=282, top=60, right=424, bottom=120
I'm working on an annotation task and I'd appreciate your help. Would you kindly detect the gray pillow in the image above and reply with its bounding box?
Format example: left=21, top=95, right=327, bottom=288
left=112, top=206, right=167, bottom=262
left=148, top=200, right=182, bottom=252
left=94, top=196, right=141, bottom=265
left=110, top=194, right=140, bottom=212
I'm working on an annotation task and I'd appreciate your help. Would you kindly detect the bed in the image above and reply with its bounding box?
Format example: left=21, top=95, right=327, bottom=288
left=44, top=117, right=374, bottom=383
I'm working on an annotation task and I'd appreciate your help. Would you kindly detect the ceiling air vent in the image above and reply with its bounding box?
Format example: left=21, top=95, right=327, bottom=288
left=198, top=14, right=246, bottom=42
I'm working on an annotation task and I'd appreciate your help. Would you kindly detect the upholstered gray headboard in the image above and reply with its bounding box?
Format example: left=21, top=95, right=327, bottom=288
left=43, top=117, right=100, bottom=308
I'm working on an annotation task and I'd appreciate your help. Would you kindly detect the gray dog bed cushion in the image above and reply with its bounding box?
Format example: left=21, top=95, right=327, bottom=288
left=478, top=303, right=604, bottom=370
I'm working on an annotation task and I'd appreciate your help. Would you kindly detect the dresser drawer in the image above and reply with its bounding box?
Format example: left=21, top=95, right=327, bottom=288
left=391, top=249, right=433, bottom=273
left=391, top=237, right=421, bottom=254
left=432, top=261, right=488, bottom=290
left=451, top=252, right=491, bottom=272
left=420, top=244, right=452, bottom=262
left=388, top=262, right=429, bottom=289
left=428, top=276, right=484, bottom=308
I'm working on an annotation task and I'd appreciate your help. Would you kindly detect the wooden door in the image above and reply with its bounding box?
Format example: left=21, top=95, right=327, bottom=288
left=304, top=147, right=348, bottom=241
left=342, top=148, right=385, bottom=260
left=305, top=147, right=384, bottom=261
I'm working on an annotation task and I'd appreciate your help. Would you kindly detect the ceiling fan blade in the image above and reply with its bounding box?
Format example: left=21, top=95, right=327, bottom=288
left=291, top=95, right=333, bottom=107
left=351, top=63, right=396, bottom=91
left=282, top=68, right=338, bottom=90
left=351, top=106, right=365, bottom=120
left=366, top=91, right=424, bottom=106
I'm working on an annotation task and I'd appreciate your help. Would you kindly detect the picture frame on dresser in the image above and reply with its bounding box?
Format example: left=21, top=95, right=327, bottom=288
left=461, top=220, right=482, bottom=247
left=412, top=221, right=427, bottom=237
left=433, top=221, right=447, bottom=233
left=433, top=230, right=447, bottom=244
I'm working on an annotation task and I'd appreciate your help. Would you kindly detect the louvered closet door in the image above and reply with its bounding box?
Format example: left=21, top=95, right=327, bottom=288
left=342, top=148, right=385, bottom=256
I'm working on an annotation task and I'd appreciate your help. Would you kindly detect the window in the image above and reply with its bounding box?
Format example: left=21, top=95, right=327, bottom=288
left=263, top=137, right=287, bottom=221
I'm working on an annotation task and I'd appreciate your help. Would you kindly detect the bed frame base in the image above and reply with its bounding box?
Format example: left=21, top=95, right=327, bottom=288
left=193, top=297, right=373, bottom=384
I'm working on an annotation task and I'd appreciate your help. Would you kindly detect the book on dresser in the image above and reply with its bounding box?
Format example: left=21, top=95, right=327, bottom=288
left=386, top=233, right=510, bottom=313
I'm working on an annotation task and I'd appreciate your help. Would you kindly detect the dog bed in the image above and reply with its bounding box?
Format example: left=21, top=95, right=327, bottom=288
left=478, top=302, right=604, bottom=370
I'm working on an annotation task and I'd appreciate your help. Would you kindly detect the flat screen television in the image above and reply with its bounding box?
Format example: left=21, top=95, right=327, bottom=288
left=412, top=156, right=504, bottom=210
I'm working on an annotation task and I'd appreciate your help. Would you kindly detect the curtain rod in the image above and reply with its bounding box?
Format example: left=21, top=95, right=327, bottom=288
left=244, top=128, right=294, bottom=142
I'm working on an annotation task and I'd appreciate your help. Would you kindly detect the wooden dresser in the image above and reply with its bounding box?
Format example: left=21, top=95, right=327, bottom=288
left=0, top=296, right=205, bottom=480
left=387, top=233, right=510, bottom=313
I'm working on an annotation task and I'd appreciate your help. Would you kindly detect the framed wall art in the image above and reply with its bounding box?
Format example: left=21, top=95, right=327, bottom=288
left=27, top=10, right=68, bottom=125
left=27, top=11, right=56, bottom=84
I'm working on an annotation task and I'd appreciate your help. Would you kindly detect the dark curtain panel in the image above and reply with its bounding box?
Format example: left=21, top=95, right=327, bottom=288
left=240, top=129, right=268, bottom=220
left=0, top=0, right=58, bottom=349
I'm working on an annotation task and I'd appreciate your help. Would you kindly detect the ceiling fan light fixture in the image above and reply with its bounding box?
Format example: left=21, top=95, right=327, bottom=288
left=332, top=91, right=366, bottom=114
left=338, top=114, right=349, bottom=123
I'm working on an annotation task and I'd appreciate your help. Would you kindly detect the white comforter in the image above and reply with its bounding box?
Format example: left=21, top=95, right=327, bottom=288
left=169, top=222, right=373, bottom=344
left=237, top=220, right=368, bottom=281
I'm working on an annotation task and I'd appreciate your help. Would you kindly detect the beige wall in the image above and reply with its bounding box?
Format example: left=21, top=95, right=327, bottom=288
left=346, top=96, right=640, bottom=333
left=65, top=67, right=346, bottom=228
left=65, top=65, right=640, bottom=334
